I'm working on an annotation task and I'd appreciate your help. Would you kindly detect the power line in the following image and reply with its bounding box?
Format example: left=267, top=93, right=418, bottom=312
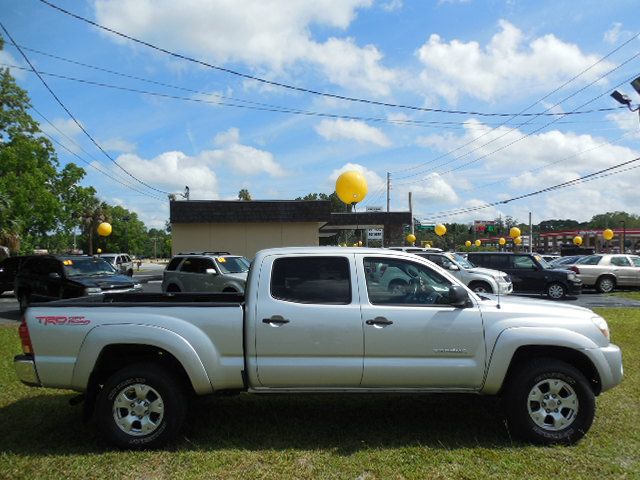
left=420, top=155, right=640, bottom=220
left=0, top=63, right=625, bottom=132
left=0, top=22, right=172, bottom=197
left=29, top=105, right=165, bottom=201
left=35, top=0, right=628, bottom=119
left=393, top=68, right=640, bottom=187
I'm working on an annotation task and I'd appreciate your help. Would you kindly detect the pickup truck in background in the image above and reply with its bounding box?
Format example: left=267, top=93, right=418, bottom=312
left=14, top=248, right=623, bottom=449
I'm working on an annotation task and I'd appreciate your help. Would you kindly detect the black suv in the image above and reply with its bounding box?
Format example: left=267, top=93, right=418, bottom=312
left=0, top=256, right=34, bottom=295
left=14, top=255, right=142, bottom=312
left=466, top=252, right=581, bottom=299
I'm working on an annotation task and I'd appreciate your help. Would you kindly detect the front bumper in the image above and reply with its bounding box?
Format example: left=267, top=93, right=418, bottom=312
left=14, top=354, right=41, bottom=387
left=567, top=279, right=582, bottom=295
left=498, top=282, right=513, bottom=295
left=584, top=343, right=623, bottom=393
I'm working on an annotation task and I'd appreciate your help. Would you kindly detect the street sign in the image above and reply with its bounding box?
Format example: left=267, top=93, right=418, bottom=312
left=368, top=228, right=383, bottom=240
left=366, top=206, right=382, bottom=212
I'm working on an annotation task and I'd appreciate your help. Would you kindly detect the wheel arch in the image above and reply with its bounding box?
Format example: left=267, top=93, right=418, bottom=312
left=482, top=327, right=602, bottom=396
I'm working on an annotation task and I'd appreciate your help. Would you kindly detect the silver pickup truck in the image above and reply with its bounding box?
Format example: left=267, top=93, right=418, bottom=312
left=14, top=247, right=622, bottom=449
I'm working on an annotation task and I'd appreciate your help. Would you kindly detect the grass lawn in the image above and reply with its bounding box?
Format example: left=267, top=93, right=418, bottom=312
left=0, top=308, right=638, bottom=479
left=612, top=290, right=640, bottom=301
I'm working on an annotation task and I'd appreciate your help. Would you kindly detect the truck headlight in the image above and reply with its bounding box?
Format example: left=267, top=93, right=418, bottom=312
left=84, top=287, right=102, bottom=295
left=133, top=283, right=142, bottom=290
left=591, top=316, right=610, bottom=340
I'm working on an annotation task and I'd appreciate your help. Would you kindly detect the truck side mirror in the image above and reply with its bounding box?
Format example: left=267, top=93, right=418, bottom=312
left=205, top=268, right=218, bottom=275
left=449, top=285, right=470, bottom=307
left=448, top=264, right=459, bottom=271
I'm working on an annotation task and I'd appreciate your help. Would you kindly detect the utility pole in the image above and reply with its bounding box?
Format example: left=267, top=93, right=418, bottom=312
left=386, top=172, right=391, bottom=212
left=151, top=237, right=159, bottom=260
left=408, top=192, right=414, bottom=245
left=529, top=212, right=533, bottom=253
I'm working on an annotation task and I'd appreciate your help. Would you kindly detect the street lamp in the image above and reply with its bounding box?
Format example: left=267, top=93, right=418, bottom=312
left=611, top=76, right=640, bottom=126
left=620, top=220, right=626, bottom=253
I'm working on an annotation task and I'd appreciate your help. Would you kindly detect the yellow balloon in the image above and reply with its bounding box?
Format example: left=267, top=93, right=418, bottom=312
left=509, top=227, right=521, bottom=239
left=97, top=222, right=112, bottom=237
left=357, top=240, right=363, bottom=247
left=499, top=237, right=506, bottom=246
left=335, top=171, right=368, bottom=205
left=603, top=229, right=614, bottom=241
left=96, top=248, right=102, bottom=254
left=573, top=236, right=583, bottom=246
left=406, top=233, right=416, bottom=244
left=514, top=236, right=522, bottom=245
left=435, top=223, right=447, bottom=236
left=353, top=243, right=358, bottom=247
left=465, top=240, right=472, bottom=247
left=475, top=239, right=481, bottom=247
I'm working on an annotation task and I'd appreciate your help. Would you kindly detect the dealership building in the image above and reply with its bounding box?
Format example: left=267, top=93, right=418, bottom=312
left=170, top=200, right=412, bottom=258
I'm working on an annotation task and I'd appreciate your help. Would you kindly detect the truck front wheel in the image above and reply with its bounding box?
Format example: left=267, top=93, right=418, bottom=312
left=503, top=358, right=595, bottom=445
left=96, top=362, right=186, bottom=449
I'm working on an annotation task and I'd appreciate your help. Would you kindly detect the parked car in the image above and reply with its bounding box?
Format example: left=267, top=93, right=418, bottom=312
left=541, top=254, right=560, bottom=263
left=467, top=252, right=581, bottom=299
left=0, top=255, right=35, bottom=295
left=15, top=247, right=622, bottom=448
left=567, top=254, right=640, bottom=293
left=14, top=255, right=142, bottom=312
left=99, top=253, right=134, bottom=276
left=549, top=255, right=585, bottom=267
left=162, top=252, right=250, bottom=294
left=414, top=252, right=513, bottom=294
left=388, top=246, right=443, bottom=253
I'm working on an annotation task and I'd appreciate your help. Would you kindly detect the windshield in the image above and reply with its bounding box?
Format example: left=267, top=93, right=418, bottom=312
left=101, top=256, right=116, bottom=265
left=534, top=255, right=553, bottom=269
left=63, top=257, right=117, bottom=277
left=215, top=256, right=250, bottom=274
left=449, top=253, right=475, bottom=269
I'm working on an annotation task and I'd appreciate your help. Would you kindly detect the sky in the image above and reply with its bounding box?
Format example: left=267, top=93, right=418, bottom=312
left=1, top=0, right=639, bottom=229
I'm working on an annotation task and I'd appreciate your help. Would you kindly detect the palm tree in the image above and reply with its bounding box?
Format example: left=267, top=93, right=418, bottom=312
left=0, top=192, right=21, bottom=253
left=80, top=199, right=109, bottom=255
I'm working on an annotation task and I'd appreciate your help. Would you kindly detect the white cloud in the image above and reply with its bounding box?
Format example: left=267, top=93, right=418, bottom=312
left=606, top=111, right=640, bottom=138
left=111, top=129, right=284, bottom=199
left=101, top=138, right=136, bottom=153
left=93, top=0, right=397, bottom=95
left=415, top=20, right=612, bottom=103
left=380, top=0, right=403, bottom=12
left=41, top=118, right=83, bottom=141
left=329, top=163, right=386, bottom=196
left=407, top=173, right=459, bottom=204
left=0, top=49, right=26, bottom=79
left=316, top=119, right=391, bottom=146
left=603, top=22, right=633, bottom=44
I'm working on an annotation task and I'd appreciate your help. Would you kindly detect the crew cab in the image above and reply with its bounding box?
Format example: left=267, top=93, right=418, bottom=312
left=14, top=248, right=622, bottom=449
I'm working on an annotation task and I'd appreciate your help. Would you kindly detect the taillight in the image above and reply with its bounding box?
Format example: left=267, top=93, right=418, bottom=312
left=569, top=266, right=580, bottom=274
left=18, top=317, right=34, bottom=355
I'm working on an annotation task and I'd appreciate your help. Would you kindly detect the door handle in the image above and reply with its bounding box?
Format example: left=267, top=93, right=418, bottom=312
left=262, top=315, right=290, bottom=325
left=365, top=317, right=393, bottom=326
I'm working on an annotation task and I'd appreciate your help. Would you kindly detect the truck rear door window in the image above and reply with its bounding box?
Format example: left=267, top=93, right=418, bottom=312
left=271, top=257, right=351, bottom=304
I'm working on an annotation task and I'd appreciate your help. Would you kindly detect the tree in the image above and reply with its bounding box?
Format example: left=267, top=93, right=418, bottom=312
left=295, top=192, right=348, bottom=213
left=238, top=189, right=252, bottom=201
left=79, top=199, right=109, bottom=256
left=588, top=211, right=640, bottom=229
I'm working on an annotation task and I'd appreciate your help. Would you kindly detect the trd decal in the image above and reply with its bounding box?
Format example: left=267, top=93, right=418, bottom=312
left=36, top=316, right=90, bottom=326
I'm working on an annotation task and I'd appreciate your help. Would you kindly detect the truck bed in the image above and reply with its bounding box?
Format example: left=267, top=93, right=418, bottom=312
left=31, top=291, right=245, bottom=308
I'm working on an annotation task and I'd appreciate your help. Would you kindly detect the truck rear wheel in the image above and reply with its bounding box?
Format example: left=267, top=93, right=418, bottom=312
left=503, top=358, right=594, bottom=445
left=96, top=362, right=186, bottom=449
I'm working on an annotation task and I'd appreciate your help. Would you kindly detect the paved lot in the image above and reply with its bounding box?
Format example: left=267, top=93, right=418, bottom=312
left=2, top=285, right=639, bottom=326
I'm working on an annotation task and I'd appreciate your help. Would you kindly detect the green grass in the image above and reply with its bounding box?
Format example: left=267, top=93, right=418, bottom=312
left=0, top=308, right=638, bottom=479
left=612, top=290, right=640, bottom=301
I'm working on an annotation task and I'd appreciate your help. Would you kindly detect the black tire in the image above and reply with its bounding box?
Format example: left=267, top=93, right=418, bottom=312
left=17, top=290, right=30, bottom=313
left=596, top=276, right=616, bottom=294
left=469, top=281, right=492, bottom=294
left=96, top=362, right=187, bottom=449
left=546, top=282, right=566, bottom=300
left=127, top=269, right=134, bottom=277
left=503, top=358, right=595, bottom=445
left=166, top=284, right=181, bottom=293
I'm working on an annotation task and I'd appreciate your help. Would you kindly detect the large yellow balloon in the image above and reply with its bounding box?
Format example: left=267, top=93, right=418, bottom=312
left=335, top=171, right=368, bottom=205
left=465, top=240, right=472, bottom=247
left=499, top=237, right=506, bottom=246
left=435, top=224, right=447, bottom=236
left=96, top=248, right=102, bottom=254
left=474, top=239, right=481, bottom=247
left=573, top=236, right=583, bottom=246
left=406, top=233, right=416, bottom=244
left=509, top=227, right=521, bottom=239
left=603, top=229, right=614, bottom=241
left=97, top=222, right=112, bottom=237
left=514, top=236, right=522, bottom=245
